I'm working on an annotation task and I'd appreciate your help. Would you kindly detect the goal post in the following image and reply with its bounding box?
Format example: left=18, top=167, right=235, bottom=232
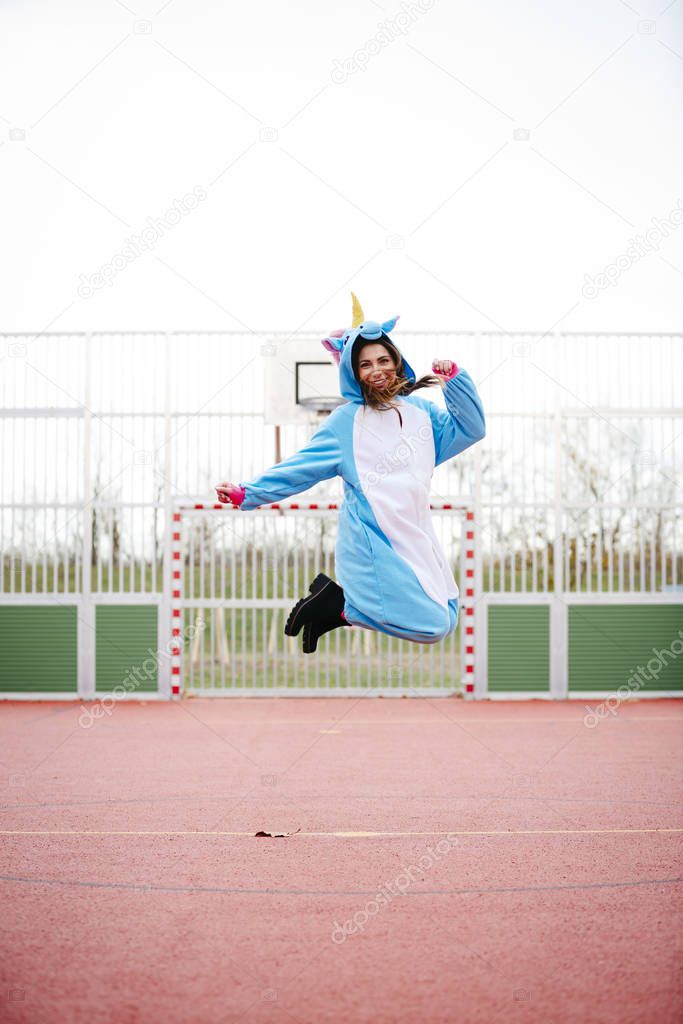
left=165, top=499, right=476, bottom=697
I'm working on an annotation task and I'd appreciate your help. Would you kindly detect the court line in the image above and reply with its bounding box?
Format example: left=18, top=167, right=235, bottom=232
left=101, top=717, right=682, bottom=723
left=0, top=872, right=680, bottom=897
left=1, top=828, right=681, bottom=837
left=1, top=794, right=680, bottom=811
left=4, top=716, right=682, bottom=729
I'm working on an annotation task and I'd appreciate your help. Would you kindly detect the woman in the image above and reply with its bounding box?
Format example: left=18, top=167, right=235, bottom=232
left=216, top=295, right=486, bottom=654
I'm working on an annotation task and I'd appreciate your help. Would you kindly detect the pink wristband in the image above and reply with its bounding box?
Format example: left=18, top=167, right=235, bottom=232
left=227, top=484, right=246, bottom=506
left=434, top=361, right=459, bottom=380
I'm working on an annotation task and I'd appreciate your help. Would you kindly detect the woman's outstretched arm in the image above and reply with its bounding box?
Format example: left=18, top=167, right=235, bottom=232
left=216, top=415, right=343, bottom=511
left=427, top=360, right=486, bottom=466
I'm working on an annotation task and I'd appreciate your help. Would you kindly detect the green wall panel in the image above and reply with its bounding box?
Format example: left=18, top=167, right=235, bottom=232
left=488, top=605, right=550, bottom=692
left=0, top=606, right=77, bottom=692
left=569, top=605, right=683, bottom=692
left=96, top=605, right=159, bottom=693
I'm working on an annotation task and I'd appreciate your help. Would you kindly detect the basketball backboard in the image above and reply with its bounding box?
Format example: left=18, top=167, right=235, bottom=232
left=263, top=338, right=343, bottom=425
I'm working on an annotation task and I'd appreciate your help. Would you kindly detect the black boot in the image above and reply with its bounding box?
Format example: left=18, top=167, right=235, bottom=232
left=284, top=573, right=348, bottom=653
left=302, top=612, right=346, bottom=654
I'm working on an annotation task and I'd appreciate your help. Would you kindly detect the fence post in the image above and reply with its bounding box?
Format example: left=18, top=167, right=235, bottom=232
left=78, top=333, right=95, bottom=700
left=158, top=333, right=173, bottom=699
left=551, top=404, right=567, bottom=698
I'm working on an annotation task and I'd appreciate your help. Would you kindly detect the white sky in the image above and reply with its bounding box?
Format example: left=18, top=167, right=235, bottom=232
left=1, top=0, right=682, bottom=338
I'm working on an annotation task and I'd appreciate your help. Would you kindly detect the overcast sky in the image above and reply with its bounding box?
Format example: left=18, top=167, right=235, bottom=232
left=1, top=0, right=682, bottom=338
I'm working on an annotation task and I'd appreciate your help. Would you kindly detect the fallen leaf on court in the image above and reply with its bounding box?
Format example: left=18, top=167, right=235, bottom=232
left=254, top=828, right=301, bottom=838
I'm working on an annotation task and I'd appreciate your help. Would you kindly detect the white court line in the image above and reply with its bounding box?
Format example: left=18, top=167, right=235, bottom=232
left=145, top=717, right=683, bottom=724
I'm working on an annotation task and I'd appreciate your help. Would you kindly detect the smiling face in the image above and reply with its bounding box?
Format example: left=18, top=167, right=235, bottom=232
left=356, top=342, right=398, bottom=391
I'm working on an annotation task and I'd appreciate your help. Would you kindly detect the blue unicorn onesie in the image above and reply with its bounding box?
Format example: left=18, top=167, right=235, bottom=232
left=228, top=297, right=486, bottom=652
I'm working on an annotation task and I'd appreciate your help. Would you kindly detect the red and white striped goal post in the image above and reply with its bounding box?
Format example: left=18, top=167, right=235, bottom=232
left=169, top=501, right=475, bottom=697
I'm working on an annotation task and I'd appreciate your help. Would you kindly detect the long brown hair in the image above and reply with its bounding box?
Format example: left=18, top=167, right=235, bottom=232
left=352, top=335, right=441, bottom=411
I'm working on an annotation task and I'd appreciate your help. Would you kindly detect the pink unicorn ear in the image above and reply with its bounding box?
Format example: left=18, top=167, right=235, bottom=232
left=381, top=315, right=400, bottom=333
left=321, top=337, right=343, bottom=365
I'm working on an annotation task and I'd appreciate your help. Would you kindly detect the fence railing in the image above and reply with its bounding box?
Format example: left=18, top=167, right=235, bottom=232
left=1, top=331, right=681, bottom=601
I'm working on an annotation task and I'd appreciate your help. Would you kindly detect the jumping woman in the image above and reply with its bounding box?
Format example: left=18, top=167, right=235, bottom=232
left=216, top=294, right=486, bottom=654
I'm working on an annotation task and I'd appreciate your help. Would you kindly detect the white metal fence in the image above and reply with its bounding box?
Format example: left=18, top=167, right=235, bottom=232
left=1, top=331, right=681, bottom=696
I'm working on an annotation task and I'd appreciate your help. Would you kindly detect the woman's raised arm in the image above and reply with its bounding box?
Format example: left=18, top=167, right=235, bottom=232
left=215, top=414, right=343, bottom=511
left=427, top=362, right=486, bottom=465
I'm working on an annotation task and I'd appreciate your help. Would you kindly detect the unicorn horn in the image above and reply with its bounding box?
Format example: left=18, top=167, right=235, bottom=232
left=351, top=292, right=364, bottom=328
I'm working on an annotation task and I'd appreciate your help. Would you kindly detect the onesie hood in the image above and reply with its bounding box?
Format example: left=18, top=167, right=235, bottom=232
left=321, top=295, right=416, bottom=404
